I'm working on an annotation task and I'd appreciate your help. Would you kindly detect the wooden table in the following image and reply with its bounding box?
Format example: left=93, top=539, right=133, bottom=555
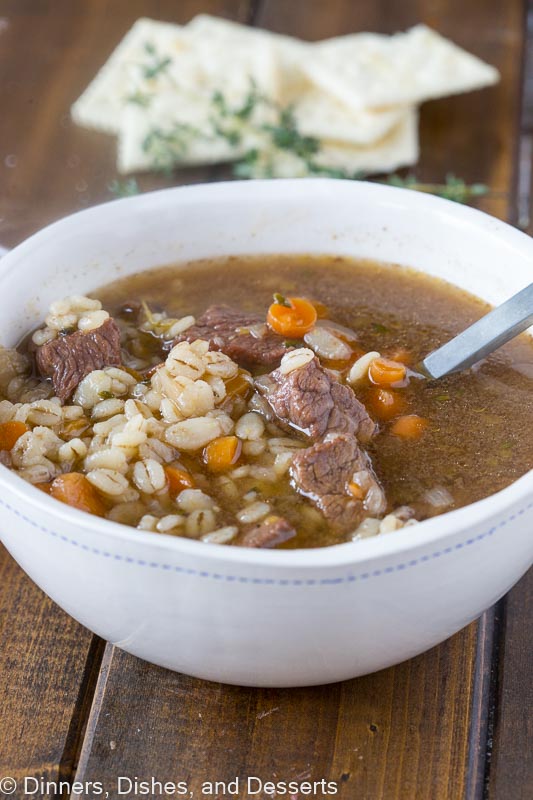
left=0, top=2, right=531, bottom=798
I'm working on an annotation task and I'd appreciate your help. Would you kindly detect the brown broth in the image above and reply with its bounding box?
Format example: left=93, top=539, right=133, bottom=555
left=96, top=255, right=533, bottom=547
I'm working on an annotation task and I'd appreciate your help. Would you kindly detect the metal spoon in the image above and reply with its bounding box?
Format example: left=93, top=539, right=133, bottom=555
left=418, top=282, right=533, bottom=379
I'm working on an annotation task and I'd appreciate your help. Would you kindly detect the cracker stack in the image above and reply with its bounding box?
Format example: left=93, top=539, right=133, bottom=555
left=72, top=15, right=499, bottom=176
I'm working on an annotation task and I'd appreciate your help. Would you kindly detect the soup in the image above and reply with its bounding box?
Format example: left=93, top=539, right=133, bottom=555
left=1, top=255, right=532, bottom=548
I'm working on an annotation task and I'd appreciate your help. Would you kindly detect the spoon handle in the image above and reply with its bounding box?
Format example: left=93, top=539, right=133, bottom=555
left=420, top=282, right=533, bottom=379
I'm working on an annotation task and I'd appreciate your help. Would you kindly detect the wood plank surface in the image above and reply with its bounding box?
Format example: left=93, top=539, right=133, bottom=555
left=74, top=630, right=480, bottom=800
left=488, top=573, right=533, bottom=799
left=0, top=0, right=251, bottom=249
left=0, top=1, right=530, bottom=799
left=487, top=18, right=533, bottom=791
left=0, top=548, right=102, bottom=787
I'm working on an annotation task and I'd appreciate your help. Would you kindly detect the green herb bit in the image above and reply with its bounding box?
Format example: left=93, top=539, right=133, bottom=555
left=108, top=178, right=140, bottom=198
left=141, top=300, right=157, bottom=325
left=140, top=300, right=172, bottom=330
left=234, top=81, right=264, bottom=120
left=125, top=90, right=152, bottom=108
left=234, top=151, right=275, bottom=179
left=141, top=41, right=172, bottom=80
left=212, top=89, right=230, bottom=117
left=382, top=173, right=489, bottom=204
left=142, top=124, right=204, bottom=171
left=436, top=394, right=451, bottom=402
left=273, top=292, right=292, bottom=308
left=261, top=107, right=320, bottom=160
left=372, top=323, right=389, bottom=334
left=210, top=119, right=242, bottom=148
left=99, top=391, right=114, bottom=400
left=307, top=163, right=364, bottom=180
left=232, top=149, right=261, bottom=178
left=284, top=338, right=303, bottom=347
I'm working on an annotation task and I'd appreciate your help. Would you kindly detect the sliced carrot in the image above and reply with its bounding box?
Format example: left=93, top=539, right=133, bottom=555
left=348, top=481, right=365, bottom=500
left=165, top=465, right=195, bottom=496
left=369, top=357, right=407, bottom=387
left=0, top=421, right=30, bottom=451
left=390, top=414, right=429, bottom=440
left=203, top=435, right=242, bottom=472
left=267, top=296, right=317, bottom=338
left=366, top=387, right=406, bottom=421
left=50, top=473, right=107, bottom=517
left=35, top=482, right=52, bottom=494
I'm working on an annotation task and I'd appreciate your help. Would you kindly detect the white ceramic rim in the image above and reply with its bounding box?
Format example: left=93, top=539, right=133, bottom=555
left=0, top=179, right=532, bottom=570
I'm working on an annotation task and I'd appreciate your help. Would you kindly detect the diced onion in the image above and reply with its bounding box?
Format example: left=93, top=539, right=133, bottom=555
left=422, top=486, right=454, bottom=508
left=304, top=327, right=351, bottom=360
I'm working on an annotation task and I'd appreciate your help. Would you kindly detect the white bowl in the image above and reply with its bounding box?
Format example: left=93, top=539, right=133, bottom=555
left=0, top=179, right=531, bottom=687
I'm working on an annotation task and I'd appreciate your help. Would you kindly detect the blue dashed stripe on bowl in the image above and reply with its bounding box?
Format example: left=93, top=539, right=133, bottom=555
left=1, top=495, right=532, bottom=587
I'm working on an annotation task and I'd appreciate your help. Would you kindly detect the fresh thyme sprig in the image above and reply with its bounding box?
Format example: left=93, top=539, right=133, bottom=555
left=124, top=42, right=174, bottom=108
left=383, top=173, right=489, bottom=204
left=207, top=84, right=365, bottom=181
left=126, top=66, right=490, bottom=205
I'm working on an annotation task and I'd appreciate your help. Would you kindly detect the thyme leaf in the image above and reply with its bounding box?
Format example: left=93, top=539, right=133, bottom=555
left=273, top=292, right=292, bottom=308
left=141, top=41, right=172, bottom=80
left=126, top=90, right=152, bottom=108
left=260, top=107, right=320, bottom=160
left=142, top=123, right=205, bottom=172
left=383, top=173, right=489, bottom=204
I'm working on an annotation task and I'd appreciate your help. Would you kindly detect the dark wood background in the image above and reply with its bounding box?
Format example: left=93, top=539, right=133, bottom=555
left=0, top=2, right=531, bottom=799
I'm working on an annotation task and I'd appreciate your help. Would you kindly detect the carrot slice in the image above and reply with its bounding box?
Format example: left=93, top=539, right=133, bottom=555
left=267, top=296, right=317, bottom=338
left=35, top=482, right=52, bottom=494
left=203, top=435, right=242, bottom=472
left=0, top=421, right=29, bottom=451
left=390, top=415, right=429, bottom=440
left=165, top=465, right=195, bottom=496
left=369, top=357, right=407, bottom=387
left=366, top=387, right=407, bottom=421
left=50, top=473, right=106, bottom=517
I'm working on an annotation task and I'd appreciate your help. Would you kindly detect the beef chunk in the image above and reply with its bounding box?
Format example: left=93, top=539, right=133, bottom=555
left=256, top=356, right=382, bottom=533
left=291, top=434, right=386, bottom=533
left=241, top=515, right=297, bottom=548
left=257, top=356, right=375, bottom=443
left=35, top=318, right=122, bottom=402
left=173, top=304, right=290, bottom=369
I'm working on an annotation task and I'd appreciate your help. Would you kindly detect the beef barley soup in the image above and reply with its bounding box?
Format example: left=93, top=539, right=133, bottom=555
left=1, top=255, right=532, bottom=549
